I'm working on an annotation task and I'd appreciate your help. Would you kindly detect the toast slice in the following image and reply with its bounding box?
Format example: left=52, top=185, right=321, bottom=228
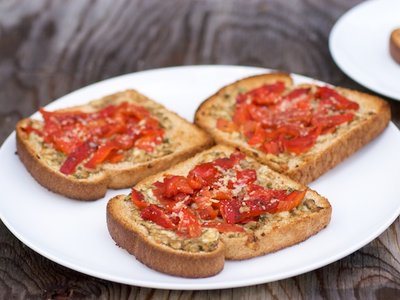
left=194, top=73, right=390, bottom=184
left=16, top=90, right=213, bottom=200
left=106, top=145, right=331, bottom=278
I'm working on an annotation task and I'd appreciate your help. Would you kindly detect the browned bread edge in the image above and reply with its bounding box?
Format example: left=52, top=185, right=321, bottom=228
left=16, top=127, right=108, bottom=200
left=390, top=28, right=400, bottom=64
left=107, top=195, right=225, bottom=278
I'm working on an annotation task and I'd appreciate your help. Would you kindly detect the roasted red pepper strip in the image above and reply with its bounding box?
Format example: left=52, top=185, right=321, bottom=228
left=236, top=169, right=257, bottom=185
left=84, top=141, right=116, bottom=169
left=274, top=189, right=307, bottom=213
left=21, top=126, right=43, bottom=136
left=282, top=134, right=316, bottom=154
left=192, top=189, right=219, bottom=220
left=284, top=87, right=310, bottom=101
left=60, top=141, right=95, bottom=175
left=176, top=207, right=202, bottom=238
left=312, top=113, right=354, bottom=131
left=216, top=119, right=238, bottom=133
left=247, top=124, right=266, bottom=146
left=202, top=221, right=244, bottom=233
left=131, top=188, right=148, bottom=209
left=261, top=140, right=280, bottom=154
left=213, top=152, right=244, bottom=170
left=141, top=204, right=176, bottom=230
left=236, top=191, right=282, bottom=222
left=246, top=82, right=286, bottom=105
left=220, top=199, right=242, bottom=224
left=317, top=86, right=359, bottom=110
left=188, top=163, right=220, bottom=186
left=154, top=175, right=194, bottom=199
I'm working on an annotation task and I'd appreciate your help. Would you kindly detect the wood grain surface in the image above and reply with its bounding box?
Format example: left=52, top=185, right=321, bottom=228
left=1, top=0, right=399, bottom=299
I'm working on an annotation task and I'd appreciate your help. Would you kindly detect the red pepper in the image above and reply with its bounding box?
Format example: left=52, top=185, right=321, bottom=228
left=249, top=82, right=285, bottom=105
left=220, top=199, right=242, bottom=224
left=131, top=188, right=148, bottom=209
left=274, top=190, right=307, bottom=213
left=60, top=142, right=95, bottom=175
left=233, top=103, right=252, bottom=125
left=261, top=140, right=281, bottom=154
left=317, top=86, right=359, bottom=110
left=192, top=189, right=219, bottom=220
left=281, top=127, right=321, bottom=154
left=176, top=207, right=202, bottom=238
left=154, top=175, right=194, bottom=199
left=312, top=113, right=354, bottom=132
left=21, top=126, right=43, bottom=137
left=247, top=124, right=267, bottom=146
left=284, top=87, right=310, bottom=101
left=202, top=221, right=244, bottom=233
left=84, top=141, right=117, bottom=169
left=213, top=152, right=244, bottom=170
left=236, top=169, right=257, bottom=185
left=188, top=163, right=220, bottom=186
left=141, top=205, right=176, bottom=230
left=216, top=119, right=238, bottom=133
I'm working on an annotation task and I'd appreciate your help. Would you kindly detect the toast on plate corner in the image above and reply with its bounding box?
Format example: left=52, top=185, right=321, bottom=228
left=16, top=90, right=213, bottom=200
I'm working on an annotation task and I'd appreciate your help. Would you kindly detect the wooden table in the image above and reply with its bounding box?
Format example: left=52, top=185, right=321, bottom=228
left=1, top=0, right=399, bottom=298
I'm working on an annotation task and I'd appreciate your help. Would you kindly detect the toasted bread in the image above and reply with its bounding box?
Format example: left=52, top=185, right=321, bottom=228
left=194, top=73, right=390, bottom=184
left=16, top=90, right=213, bottom=200
left=106, top=145, right=331, bottom=278
left=390, top=28, right=400, bottom=64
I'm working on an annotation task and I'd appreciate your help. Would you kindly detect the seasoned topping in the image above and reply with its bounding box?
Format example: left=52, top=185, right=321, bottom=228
left=22, top=102, right=165, bottom=175
left=217, top=83, right=360, bottom=155
left=131, top=152, right=307, bottom=238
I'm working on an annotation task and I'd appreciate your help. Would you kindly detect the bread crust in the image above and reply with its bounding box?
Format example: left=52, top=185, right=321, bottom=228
left=194, top=73, right=391, bottom=184
left=16, top=130, right=108, bottom=200
left=16, top=90, right=213, bottom=200
left=106, top=145, right=331, bottom=277
left=107, top=195, right=225, bottom=278
left=390, top=28, right=400, bottom=64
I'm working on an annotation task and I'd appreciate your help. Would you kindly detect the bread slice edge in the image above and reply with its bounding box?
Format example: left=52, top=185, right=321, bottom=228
left=106, top=195, right=225, bottom=278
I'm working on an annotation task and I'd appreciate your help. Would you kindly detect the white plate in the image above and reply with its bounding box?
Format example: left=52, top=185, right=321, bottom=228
left=329, top=0, right=400, bottom=100
left=0, top=65, right=400, bottom=290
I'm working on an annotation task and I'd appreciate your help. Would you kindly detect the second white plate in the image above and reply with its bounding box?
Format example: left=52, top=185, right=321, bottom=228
left=329, top=0, right=400, bottom=100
